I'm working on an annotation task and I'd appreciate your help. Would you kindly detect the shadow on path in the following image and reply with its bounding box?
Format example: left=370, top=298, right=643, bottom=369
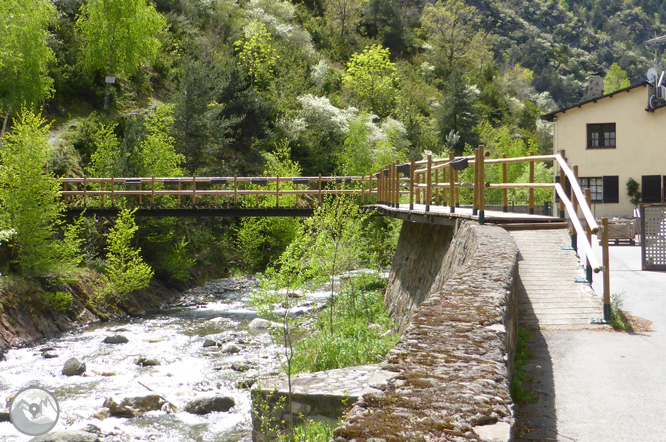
left=514, top=276, right=559, bottom=442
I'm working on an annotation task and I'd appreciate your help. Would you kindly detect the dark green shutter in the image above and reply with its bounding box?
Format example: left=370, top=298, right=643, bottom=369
left=602, top=176, right=619, bottom=203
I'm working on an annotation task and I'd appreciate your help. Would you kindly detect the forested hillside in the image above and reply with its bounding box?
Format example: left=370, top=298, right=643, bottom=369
left=0, top=0, right=659, bottom=287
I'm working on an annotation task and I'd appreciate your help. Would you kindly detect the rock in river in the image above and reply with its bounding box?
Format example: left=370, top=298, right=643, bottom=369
left=103, top=335, right=129, bottom=344
left=184, top=395, right=235, bottom=415
left=28, top=430, right=101, bottom=442
left=103, top=393, right=165, bottom=418
left=248, top=318, right=278, bottom=331
left=135, top=356, right=161, bottom=367
left=203, top=338, right=219, bottom=348
left=62, top=357, right=86, bottom=376
left=221, top=342, right=241, bottom=354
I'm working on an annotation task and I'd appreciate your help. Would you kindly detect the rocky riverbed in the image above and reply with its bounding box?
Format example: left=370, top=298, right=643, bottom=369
left=0, top=276, right=333, bottom=442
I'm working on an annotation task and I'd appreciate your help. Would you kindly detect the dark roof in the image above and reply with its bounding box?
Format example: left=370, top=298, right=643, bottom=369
left=540, top=82, right=648, bottom=122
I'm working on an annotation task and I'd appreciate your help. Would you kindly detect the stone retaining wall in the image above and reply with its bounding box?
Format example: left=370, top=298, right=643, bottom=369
left=333, top=221, right=519, bottom=442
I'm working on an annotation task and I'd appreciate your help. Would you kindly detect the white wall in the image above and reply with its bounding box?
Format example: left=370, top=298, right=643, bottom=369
left=552, top=84, right=665, bottom=218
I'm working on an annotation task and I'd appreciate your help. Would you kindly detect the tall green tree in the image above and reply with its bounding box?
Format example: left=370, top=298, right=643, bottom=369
left=0, top=108, right=81, bottom=276
left=234, top=20, right=278, bottom=89
left=76, top=0, right=167, bottom=108
left=343, top=44, right=398, bottom=117
left=136, top=104, right=184, bottom=177
left=97, top=208, right=153, bottom=303
left=604, top=63, right=631, bottom=94
left=421, top=0, right=491, bottom=78
left=0, top=0, right=56, bottom=135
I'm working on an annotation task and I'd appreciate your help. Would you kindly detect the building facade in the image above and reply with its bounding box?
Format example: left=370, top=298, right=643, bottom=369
left=542, top=82, right=665, bottom=219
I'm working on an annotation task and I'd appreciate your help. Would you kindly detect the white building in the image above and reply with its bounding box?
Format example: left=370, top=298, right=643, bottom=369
left=541, top=81, right=665, bottom=219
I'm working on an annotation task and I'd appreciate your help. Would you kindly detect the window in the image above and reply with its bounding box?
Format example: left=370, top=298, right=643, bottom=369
left=577, top=176, right=619, bottom=203
left=587, top=123, right=616, bottom=148
left=579, top=177, right=603, bottom=202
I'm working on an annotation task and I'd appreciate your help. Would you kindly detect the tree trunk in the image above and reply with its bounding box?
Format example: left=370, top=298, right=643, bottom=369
left=0, top=112, right=10, bottom=145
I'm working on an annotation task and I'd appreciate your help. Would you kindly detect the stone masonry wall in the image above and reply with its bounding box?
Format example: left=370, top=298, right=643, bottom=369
left=333, top=221, right=519, bottom=442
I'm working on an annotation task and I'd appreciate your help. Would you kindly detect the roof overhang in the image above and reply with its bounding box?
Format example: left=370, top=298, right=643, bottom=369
left=540, top=82, right=649, bottom=122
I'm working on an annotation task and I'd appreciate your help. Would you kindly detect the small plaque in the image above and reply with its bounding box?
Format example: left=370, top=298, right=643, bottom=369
left=105, top=76, right=116, bottom=84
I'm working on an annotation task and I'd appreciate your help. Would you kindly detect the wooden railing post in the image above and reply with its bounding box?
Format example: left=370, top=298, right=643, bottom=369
left=393, top=163, right=400, bottom=209
left=559, top=149, right=566, bottom=218
left=390, top=163, right=395, bottom=207
left=602, top=217, right=611, bottom=322
left=369, top=173, right=374, bottom=204
left=529, top=151, right=535, bottom=215
left=276, top=175, right=280, bottom=208
left=101, top=180, right=105, bottom=207
left=151, top=176, right=155, bottom=208
left=318, top=174, right=322, bottom=207
left=111, top=176, right=115, bottom=207
left=426, top=155, right=432, bottom=212
left=434, top=168, right=440, bottom=205
left=177, top=180, right=181, bottom=205
left=443, top=163, right=448, bottom=207
left=409, top=158, right=415, bottom=210
left=473, top=148, right=479, bottom=216
left=449, top=152, right=455, bottom=213
left=139, top=180, right=142, bottom=206
left=83, top=176, right=88, bottom=207
left=233, top=175, right=238, bottom=207
left=585, top=187, right=593, bottom=283
left=360, top=175, right=365, bottom=204
left=502, top=153, right=508, bottom=212
left=479, top=145, right=485, bottom=225
left=415, top=170, right=420, bottom=204
left=216, top=183, right=220, bottom=206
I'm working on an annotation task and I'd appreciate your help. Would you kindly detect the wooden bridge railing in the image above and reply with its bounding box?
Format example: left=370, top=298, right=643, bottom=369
left=372, top=148, right=611, bottom=322
left=60, top=148, right=612, bottom=322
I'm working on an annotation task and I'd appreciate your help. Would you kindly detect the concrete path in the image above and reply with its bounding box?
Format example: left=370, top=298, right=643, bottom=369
left=510, top=229, right=603, bottom=330
left=516, top=235, right=666, bottom=442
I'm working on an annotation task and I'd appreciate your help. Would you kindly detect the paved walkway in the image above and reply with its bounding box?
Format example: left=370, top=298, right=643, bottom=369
left=516, top=236, right=666, bottom=442
left=510, top=229, right=602, bottom=330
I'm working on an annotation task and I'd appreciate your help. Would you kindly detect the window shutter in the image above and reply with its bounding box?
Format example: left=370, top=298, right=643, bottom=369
left=642, top=175, right=662, bottom=203
left=602, top=176, right=619, bottom=203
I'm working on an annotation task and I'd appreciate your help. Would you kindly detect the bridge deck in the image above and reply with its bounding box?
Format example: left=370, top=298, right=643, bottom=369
left=511, top=229, right=604, bottom=330
left=369, top=203, right=565, bottom=226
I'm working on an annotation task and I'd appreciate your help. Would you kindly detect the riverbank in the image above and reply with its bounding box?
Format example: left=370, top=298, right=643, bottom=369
left=0, top=270, right=236, bottom=354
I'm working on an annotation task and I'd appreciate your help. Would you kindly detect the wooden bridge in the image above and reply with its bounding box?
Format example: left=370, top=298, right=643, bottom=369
left=60, top=147, right=613, bottom=322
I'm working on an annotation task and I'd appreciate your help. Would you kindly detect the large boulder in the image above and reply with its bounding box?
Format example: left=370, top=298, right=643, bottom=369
left=103, top=394, right=165, bottom=418
left=28, top=430, right=101, bottom=442
left=62, top=358, right=86, bottom=376
left=103, top=335, right=129, bottom=344
left=184, top=396, right=235, bottom=415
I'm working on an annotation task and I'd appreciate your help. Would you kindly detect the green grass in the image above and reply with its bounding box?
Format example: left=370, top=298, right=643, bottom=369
left=609, top=292, right=631, bottom=331
left=291, top=273, right=399, bottom=373
left=280, top=420, right=337, bottom=442
left=511, top=326, right=538, bottom=404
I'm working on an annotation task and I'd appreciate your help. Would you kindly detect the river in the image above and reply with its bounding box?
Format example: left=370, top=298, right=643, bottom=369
left=0, top=276, right=333, bottom=442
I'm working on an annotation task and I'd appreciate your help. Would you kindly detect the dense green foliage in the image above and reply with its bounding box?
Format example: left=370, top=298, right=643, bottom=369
left=1, top=0, right=658, bottom=293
